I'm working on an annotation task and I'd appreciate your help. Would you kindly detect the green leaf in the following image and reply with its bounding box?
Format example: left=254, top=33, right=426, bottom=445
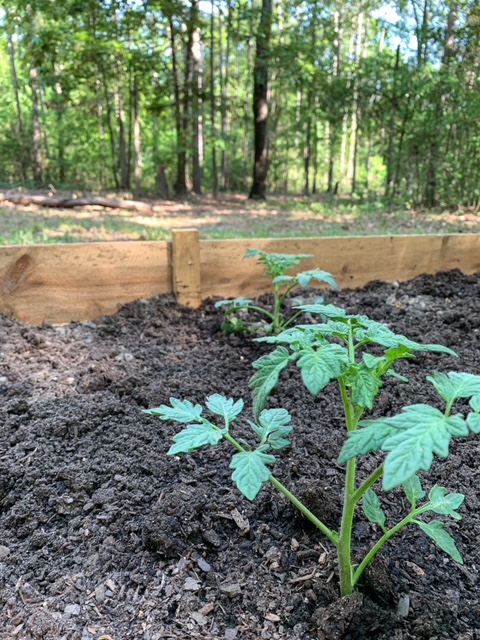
left=382, top=406, right=469, bottom=490
left=297, top=344, right=349, bottom=395
left=230, top=450, right=276, bottom=500
left=338, top=419, right=397, bottom=464
left=258, top=407, right=292, bottom=431
left=256, top=408, right=293, bottom=449
left=250, top=347, right=292, bottom=416
left=467, top=412, right=480, bottom=434
left=386, top=369, right=409, bottom=383
left=214, top=297, right=253, bottom=309
left=427, top=485, right=464, bottom=521
left=206, top=394, right=244, bottom=423
left=294, top=269, right=339, bottom=290
left=245, top=249, right=311, bottom=279
left=427, top=371, right=480, bottom=404
left=347, top=365, right=382, bottom=409
left=362, top=353, right=384, bottom=369
left=469, top=394, right=480, bottom=413
left=402, top=475, right=425, bottom=507
left=168, top=423, right=224, bottom=455
left=256, top=326, right=323, bottom=347
left=356, top=320, right=457, bottom=357
left=272, top=275, right=297, bottom=287
left=296, top=302, right=348, bottom=319
left=414, top=519, right=463, bottom=564
left=145, top=397, right=203, bottom=423
left=362, top=488, right=386, bottom=530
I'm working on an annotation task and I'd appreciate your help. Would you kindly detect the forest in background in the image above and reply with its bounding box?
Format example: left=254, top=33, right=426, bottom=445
left=0, top=0, right=479, bottom=208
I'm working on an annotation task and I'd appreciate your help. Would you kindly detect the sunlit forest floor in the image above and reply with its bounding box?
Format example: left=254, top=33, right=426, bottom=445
left=1, top=191, right=479, bottom=244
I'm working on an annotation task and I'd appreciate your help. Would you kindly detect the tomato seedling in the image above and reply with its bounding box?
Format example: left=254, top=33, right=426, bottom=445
left=145, top=303, right=479, bottom=597
left=215, top=249, right=338, bottom=335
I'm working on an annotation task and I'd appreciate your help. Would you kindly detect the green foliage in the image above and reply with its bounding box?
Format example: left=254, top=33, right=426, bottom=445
left=1, top=1, right=479, bottom=207
left=145, top=399, right=291, bottom=500
left=146, top=300, right=477, bottom=597
left=215, top=249, right=338, bottom=335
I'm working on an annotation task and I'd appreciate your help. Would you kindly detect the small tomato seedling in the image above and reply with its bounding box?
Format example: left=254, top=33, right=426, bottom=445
left=215, top=249, right=338, bottom=335
left=145, top=304, right=479, bottom=598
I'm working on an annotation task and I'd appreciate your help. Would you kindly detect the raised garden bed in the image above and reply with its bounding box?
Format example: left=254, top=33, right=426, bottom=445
left=1, top=269, right=479, bottom=639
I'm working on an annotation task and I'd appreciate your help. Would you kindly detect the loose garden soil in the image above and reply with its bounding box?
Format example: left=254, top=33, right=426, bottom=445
left=1, top=270, right=480, bottom=640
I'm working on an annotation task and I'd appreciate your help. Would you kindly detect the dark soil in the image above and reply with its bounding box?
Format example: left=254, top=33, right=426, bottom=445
left=1, top=270, right=480, bottom=640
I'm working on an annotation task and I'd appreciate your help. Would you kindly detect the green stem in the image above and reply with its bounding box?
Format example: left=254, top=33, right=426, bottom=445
left=337, top=456, right=357, bottom=595
left=273, top=283, right=283, bottom=333
left=223, top=432, right=247, bottom=453
left=244, top=304, right=275, bottom=322
left=352, top=508, right=420, bottom=588
left=339, top=379, right=354, bottom=432
left=281, top=310, right=306, bottom=330
left=223, top=432, right=338, bottom=545
left=351, top=464, right=384, bottom=505
left=269, top=475, right=338, bottom=546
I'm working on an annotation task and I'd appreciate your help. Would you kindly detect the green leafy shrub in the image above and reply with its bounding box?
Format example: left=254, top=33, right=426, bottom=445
left=145, top=302, right=479, bottom=597
left=215, top=249, right=338, bottom=335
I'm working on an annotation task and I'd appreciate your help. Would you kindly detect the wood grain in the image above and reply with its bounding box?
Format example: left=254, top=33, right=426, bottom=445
left=199, top=234, right=480, bottom=299
left=0, top=241, right=171, bottom=324
left=1, top=233, right=479, bottom=324
left=171, top=229, right=202, bottom=307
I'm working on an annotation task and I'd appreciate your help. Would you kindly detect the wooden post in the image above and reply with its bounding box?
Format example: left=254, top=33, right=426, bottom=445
left=171, top=229, right=202, bottom=307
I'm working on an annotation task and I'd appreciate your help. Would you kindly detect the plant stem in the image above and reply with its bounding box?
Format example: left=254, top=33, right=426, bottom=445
left=337, top=456, right=357, bottom=595
left=223, top=432, right=338, bottom=545
left=352, top=509, right=420, bottom=588
left=336, top=376, right=360, bottom=595
left=269, top=475, right=338, bottom=545
left=352, top=464, right=384, bottom=504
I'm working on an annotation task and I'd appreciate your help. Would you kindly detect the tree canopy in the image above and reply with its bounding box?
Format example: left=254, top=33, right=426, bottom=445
left=0, top=0, right=479, bottom=207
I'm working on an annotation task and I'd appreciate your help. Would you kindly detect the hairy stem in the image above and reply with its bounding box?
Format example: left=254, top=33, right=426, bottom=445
left=352, top=509, right=419, bottom=587
left=223, top=432, right=338, bottom=544
left=337, top=457, right=357, bottom=596
left=352, top=464, right=384, bottom=504
left=269, top=475, right=338, bottom=545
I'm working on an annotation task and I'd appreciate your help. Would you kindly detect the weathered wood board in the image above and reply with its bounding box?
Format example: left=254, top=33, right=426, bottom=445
left=0, top=233, right=479, bottom=323
left=199, top=234, right=480, bottom=300
left=0, top=241, right=171, bottom=324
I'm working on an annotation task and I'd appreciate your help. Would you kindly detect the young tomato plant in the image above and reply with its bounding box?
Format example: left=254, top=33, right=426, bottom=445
left=145, top=303, right=480, bottom=598
left=215, top=249, right=338, bottom=335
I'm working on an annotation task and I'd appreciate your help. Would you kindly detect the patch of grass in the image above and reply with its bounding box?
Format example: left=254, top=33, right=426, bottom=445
left=0, top=194, right=479, bottom=245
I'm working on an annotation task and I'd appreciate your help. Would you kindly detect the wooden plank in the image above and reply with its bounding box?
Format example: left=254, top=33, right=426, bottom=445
left=0, top=241, right=171, bottom=324
left=171, top=229, right=202, bottom=307
left=1, top=233, right=480, bottom=325
left=199, top=234, right=480, bottom=299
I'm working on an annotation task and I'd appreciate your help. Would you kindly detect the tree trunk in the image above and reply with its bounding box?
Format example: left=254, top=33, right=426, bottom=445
left=169, top=2, right=197, bottom=197
left=385, top=45, right=400, bottom=199
left=6, top=23, right=27, bottom=182
left=424, top=3, right=457, bottom=207
left=348, top=12, right=364, bottom=194
left=191, top=17, right=203, bottom=194
left=99, top=67, right=120, bottom=189
left=133, top=75, right=142, bottom=192
left=220, top=0, right=233, bottom=191
left=167, top=15, right=187, bottom=196
left=54, top=78, right=66, bottom=184
left=210, top=1, right=218, bottom=198
left=30, top=67, right=44, bottom=184
left=249, top=0, right=273, bottom=200
left=96, top=79, right=107, bottom=186
left=114, top=73, right=129, bottom=189
left=327, top=9, right=342, bottom=194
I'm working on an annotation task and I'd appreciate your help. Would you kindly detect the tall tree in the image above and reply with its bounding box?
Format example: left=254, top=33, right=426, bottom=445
left=249, top=0, right=273, bottom=199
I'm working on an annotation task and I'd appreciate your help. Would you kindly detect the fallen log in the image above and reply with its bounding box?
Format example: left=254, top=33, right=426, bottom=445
left=0, top=192, right=155, bottom=213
